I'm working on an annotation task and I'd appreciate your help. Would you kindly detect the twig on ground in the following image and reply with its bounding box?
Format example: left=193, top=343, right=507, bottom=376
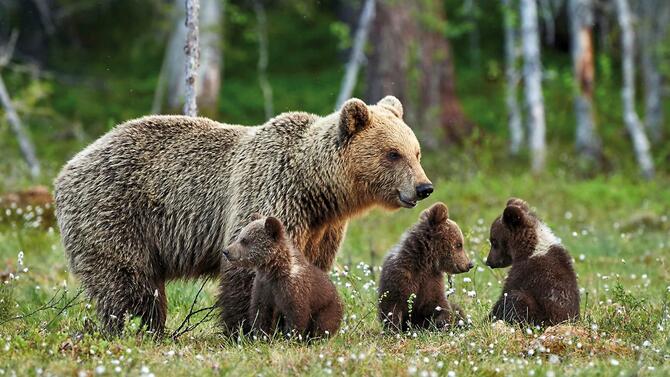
left=171, top=279, right=217, bottom=340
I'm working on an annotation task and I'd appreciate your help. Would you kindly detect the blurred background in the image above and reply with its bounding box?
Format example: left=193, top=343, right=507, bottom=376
left=1, top=0, right=669, bottom=197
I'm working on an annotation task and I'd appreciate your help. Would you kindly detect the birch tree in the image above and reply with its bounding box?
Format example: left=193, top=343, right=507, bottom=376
left=154, top=0, right=222, bottom=116
left=0, top=32, right=40, bottom=179
left=520, top=0, right=546, bottom=173
left=615, top=0, right=654, bottom=178
left=253, top=0, right=274, bottom=119
left=183, top=0, right=200, bottom=116
left=569, top=0, right=600, bottom=159
left=502, top=0, right=523, bottom=154
left=335, top=0, right=376, bottom=110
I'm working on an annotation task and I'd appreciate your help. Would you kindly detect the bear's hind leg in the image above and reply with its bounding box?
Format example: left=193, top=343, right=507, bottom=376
left=86, top=267, right=167, bottom=335
left=313, top=300, right=343, bottom=338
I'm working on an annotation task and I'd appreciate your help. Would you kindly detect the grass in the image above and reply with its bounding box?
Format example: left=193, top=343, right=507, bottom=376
left=1, top=159, right=669, bottom=376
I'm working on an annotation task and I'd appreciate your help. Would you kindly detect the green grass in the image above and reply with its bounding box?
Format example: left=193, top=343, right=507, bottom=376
left=1, top=164, right=669, bottom=376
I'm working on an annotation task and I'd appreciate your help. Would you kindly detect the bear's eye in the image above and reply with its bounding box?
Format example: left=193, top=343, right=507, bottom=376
left=387, top=150, right=401, bottom=161
left=240, top=238, right=248, bottom=246
left=456, top=242, right=463, bottom=249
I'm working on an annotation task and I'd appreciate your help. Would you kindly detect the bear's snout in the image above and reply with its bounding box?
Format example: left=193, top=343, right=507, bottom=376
left=415, top=183, right=434, bottom=200
left=466, top=260, right=475, bottom=271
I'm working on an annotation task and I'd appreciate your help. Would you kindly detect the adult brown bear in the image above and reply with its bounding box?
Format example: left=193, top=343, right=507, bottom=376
left=54, top=96, right=433, bottom=334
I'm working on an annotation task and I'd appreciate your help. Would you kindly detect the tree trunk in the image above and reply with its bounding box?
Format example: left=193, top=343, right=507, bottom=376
left=158, top=0, right=222, bottom=116
left=464, top=0, right=481, bottom=68
left=502, top=0, right=524, bottom=154
left=253, top=0, right=273, bottom=119
left=569, top=0, right=600, bottom=159
left=615, top=0, right=655, bottom=178
left=366, top=0, right=471, bottom=147
left=0, top=73, right=40, bottom=179
left=539, top=0, right=556, bottom=45
left=183, top=0, right=200, bottom=117
left=335, top=0, right=376, bottom=110
left=639, top=0, right=669, bottom=140
left=520, top=0, right=547, bottom=173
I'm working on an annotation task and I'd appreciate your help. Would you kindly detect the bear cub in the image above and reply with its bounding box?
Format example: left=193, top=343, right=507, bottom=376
left=223, top=214, right=342, bottom=339
left=378, top=202, right=474, bottom=332
left=486, top=198, right=579, bottom=326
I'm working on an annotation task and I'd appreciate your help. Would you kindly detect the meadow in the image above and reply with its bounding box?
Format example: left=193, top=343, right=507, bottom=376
left=1, top=150, right=669, bottom=376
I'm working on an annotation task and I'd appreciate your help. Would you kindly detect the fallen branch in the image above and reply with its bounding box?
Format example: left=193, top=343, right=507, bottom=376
left=0, top=288, right=84, bottom=326
left=171, top=279, right=217, bottom=340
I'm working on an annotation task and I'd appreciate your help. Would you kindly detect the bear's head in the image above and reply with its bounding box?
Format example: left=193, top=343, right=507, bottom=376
left=337, top=96, right=433, bottom=210
left=486, top=198, right=559, bottom=266
left=223, top=214, right=288, bottom=269
left=417, top=202, right=473, bottom=274
left=486, top=198, right=529, bottom=268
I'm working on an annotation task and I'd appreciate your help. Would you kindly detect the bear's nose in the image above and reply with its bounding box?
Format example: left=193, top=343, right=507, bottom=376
left=467, top=261, right=475, bottom=270
left=415, top=183, right=434, bottom=199
left=222, top=249, right=230, bottom=259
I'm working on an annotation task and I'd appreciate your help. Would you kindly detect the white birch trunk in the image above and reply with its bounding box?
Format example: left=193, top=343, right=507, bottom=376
left=253, top=0, right=273, bottom=119
left=335, top=0, right=376, bottom=110
left=520, top=0, right=547, bottom=173
left=184, top=0, right=200, bottom=117
left=615, top=0, right=655, bottom=178
left=0, top=74, right=40, bottom=178
left=159, top=0, right=221, bottom=115
left=569, top=0, right=600, bottom=158
left=502, top=0, right=523, bottom=154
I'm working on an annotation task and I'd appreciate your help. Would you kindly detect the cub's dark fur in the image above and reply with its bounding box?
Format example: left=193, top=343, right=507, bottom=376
left=487, top=198, right=580, bottom=326
left=224, top=215, right=342, bottom=338
left=378, top=203, right=473, bottom=332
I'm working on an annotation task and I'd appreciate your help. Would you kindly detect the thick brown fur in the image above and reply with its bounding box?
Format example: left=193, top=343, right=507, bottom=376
left=223, top=215, right=342, bottom=339
left=53, top=96, right=431, bottom=334
left=378, top=203, right=473, bottom=332
left=487, top=198, right=580, bottom=326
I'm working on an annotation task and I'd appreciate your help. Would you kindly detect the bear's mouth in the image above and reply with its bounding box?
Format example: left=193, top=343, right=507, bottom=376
left=397, top=191, right=417, bottom=208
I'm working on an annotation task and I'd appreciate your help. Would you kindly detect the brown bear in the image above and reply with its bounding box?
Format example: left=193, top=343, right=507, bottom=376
left=378, top=202, right=474, bottom=332
left=487, top=198, right=580, bottom=326
left=224, top=214, right=342, bottom=339
left=54, top=96, right=432, bottom=334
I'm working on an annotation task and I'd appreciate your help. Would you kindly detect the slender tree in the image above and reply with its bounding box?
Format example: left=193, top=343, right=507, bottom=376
left=569, top=0, right=600, bottom=159
left=502, top=0, right=523, bottom=154
left=615, top=0, right=654, bottom=178
left=520, top=0, right=547, bottom=173
left=335, top=0, right=376, bottom=110
left=253, top=0, right=273, bottom=119
left=154, top=0, right=222, bottom=116
left=184, top=0, right=200, bottom=117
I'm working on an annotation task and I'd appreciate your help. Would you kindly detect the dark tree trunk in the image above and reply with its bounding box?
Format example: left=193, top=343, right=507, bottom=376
left=366, top=0, right=471, bottom=147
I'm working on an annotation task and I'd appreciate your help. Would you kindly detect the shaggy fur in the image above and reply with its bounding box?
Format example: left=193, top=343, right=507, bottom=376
left=224, top=215, right=342, bottom=338
left=54, top=96, right=432, bottom=334
left=378, top=203, right=473, bottom=332
left=487, top=198, right=580, bottom=326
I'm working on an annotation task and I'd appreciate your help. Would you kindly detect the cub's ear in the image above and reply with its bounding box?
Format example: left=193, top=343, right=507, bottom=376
left=249, top=212, right=263, bottom=221
left=377, top=95, right=403, bottom=118
left=502, top=205, right=532, bottom=229
left=506, top=197, right=530, bottom=212
left=340, top=98, right=371, bottom=138
left=421, top=202, right=449, bottom=226
left=264, top=216, right=285, bottom=241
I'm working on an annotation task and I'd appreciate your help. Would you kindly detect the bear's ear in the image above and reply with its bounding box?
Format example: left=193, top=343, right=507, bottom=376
left=502, top=205, right=532, bottom=229
left=339, top=98, right=371, bottom=138
left=264, top=216, right=285, bottom=242
left=249, top=212, right=263, bottom=221
left=421, top=202, right=449, bottom=226
left=377, top=95, right=403, bottom=118
left=506, top=197, right=530, bottom=212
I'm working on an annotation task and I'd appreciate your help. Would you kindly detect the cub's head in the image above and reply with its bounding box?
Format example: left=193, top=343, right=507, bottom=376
left=223, top=214, right=287, bottom=268
left=486, top=198, right=559, bottom=267
left=486, top=198, right=529, bottom=268
left=417, top=202, right=473, bottom=274
left=337, top=96, right=433, bottom=210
